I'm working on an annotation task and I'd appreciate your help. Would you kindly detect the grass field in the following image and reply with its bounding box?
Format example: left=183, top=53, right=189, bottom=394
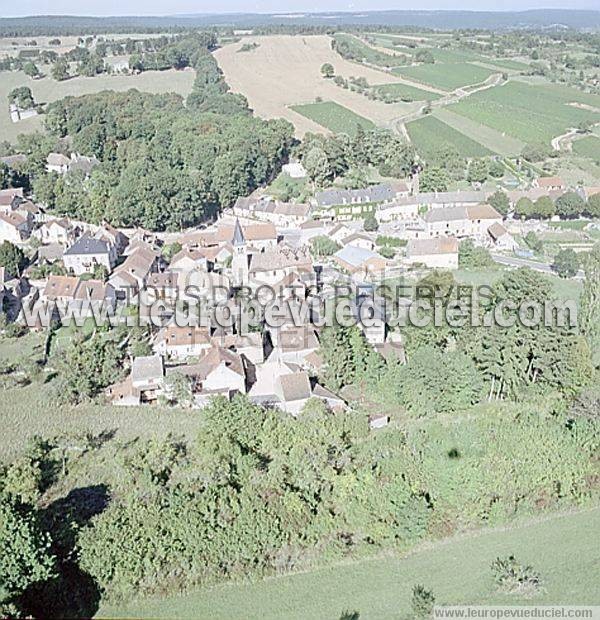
left=572, top=135, right=600, bottom=159
left=98, top=506, right=600, bottom=619
left=290, top=101, right=375, bottom=136
left=449, top=81, right=600, bottom=146
left=406, top=114, right=493, bottom=158
left=0, top=68, right=196, bottom=142
left=393, top=62, right=496, bottom=91
left=333, top=33, right=408, bottom=67
left=433, top=107, right=525, bottom=156
left=374, top=82, right=443, bottom=102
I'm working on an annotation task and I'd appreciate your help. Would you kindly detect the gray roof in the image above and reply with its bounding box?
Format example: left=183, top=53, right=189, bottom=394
left=334, top=245, right=379, bottom=268
left=131, top=355, right=164, bottom=384
left=64, top=234, right=110, bottom=256
left=232, top=218, right=245, bottom=247
left=315, top=183, right=394, bottom=207
left=379, top=190, right=488, bottom=210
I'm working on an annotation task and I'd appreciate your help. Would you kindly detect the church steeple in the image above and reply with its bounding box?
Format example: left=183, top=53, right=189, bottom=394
left=231, top=218, right=248, bottom=285
left=233, top=218, right=245, bottom=247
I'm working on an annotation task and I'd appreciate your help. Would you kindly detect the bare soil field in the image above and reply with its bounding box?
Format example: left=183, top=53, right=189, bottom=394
left=214, top=34, right=422, bottom=136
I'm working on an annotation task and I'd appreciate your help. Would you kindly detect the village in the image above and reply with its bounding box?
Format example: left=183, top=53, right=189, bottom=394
left=0, top=152, right=597, bottom=425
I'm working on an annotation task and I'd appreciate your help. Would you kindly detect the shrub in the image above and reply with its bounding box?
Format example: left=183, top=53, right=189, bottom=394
left=491, top=555, right=542, bottom=596
left=411, top=584, right=435, bottom=618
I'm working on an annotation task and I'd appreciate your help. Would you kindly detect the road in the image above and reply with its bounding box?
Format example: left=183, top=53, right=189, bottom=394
left=491, top=253, right=585, bottom=279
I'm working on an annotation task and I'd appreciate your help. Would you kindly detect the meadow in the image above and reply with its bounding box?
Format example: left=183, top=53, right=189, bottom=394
left=98, top=506, right=600, bottom=619
left=406, top=114, right=493, bottom=158
left=572, top=135, right=600, bottom=159
left=333, top=33, right=409, bottom=67
left=0, top=68, right=196, bottom=142
left=393, top=62, right=496, bottom=91
left=449, top=81, right=600, bottom=146
left=290, top=101, right=375, bottom=136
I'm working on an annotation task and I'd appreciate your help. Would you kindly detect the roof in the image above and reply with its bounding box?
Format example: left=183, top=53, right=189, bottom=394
left=277, top=326, right=319, bottom=352
left=147, top=271, right=178, bottom=288
left=64, top=234, right=109, bottom=256
left=113, top=246, right=157, bottom=279
left=298, top=219, right=325, bottom=230
left=334, top=245, right=380, bottom=268
left=488, top=222, right=509, bottom=240
left=278, top=371, right=312, bottom=402
left=68, top=154, right=99, bottom=175
left=195, top=345, right=246, bottom=380
left=131, top=355, right=164, bottom=384
left=342, top=232, right=373, bottom=245
left=315, top=183, right=394, bottom=206
left=156, top=326, right=211, bottom=348
left=379, top=190, right=488, bottom=210
left=249, top=246, right=312, bottom=273
left=0, top=211, right=27, bottom=227
left=466, top=204, right=501, bottom=220
left=47, top=153, right=70, bottom=167
left=73, top=279, right=112, bottom=301
left=232, top=218, right=245, bottom=246
left=537, top=176, right=564, bottom=188
left=43, top=275, right=79, bottom=300
left=406, top=237, right=459, bottom=256
left=0, top=188, right=24, bottom=206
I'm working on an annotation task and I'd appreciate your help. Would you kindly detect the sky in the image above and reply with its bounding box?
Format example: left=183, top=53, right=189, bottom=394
left=1, top=0, right=597, bottom=18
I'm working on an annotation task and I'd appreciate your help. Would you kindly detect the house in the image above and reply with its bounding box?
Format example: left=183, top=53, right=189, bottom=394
left=314, top=183, right=395, bottom=208
left=369, top=413, right=390, bottom=429
left=534, top=176, right=565, bottom=192
left=232, top=197, right=311, bottom=227
left=146, top=271, right=179, bottom=302
left=423, top=204, right=502, bottom=241
left=46, top=153, right=71, bottom=174
left=327, top=223, right=354, bottom=244
left=488, top=223, right=519, bottom=251
left=42, top=275, right=79, bottom=302
left=111, top=245, right=160, bottom=288
left=184, top=221, right=277, bottom=252
left=342, top=232, right=375, bottom=251
left=35, top=219, right=75, bottom=246
left=169, top=247, right=208, bottom=273
left=0, top=188, right=24, bottom=212
left=405, top=237, right=459, bottom=270
left=153, top=325, right=212, bottom=360
left=95, top=223, right=128, bottom=257
left=0, top=211, right=31, bottom=243
left=193, top=345, right=248, bottom=395
left=270, top=324, right=319, bottom=366
left=282, top=162, right=307, bottom=178
left=333, top=246, right=387, bottom=276
left=105, top=376, right=142, bottom=407
left=131, top=355, right=164, bottom=402
left=38, top=243, right=65, bottom=264
left=71, top=279, right=117, bottom=316
left=63, top=234, right=114, bottom=275
left=247, top=245, right=314, bottom=287
left=211, top=331, right=265, bottom=364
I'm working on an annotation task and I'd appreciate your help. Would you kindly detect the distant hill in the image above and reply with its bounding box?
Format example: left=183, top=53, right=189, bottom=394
left=1, top=9, right=599, bottom=36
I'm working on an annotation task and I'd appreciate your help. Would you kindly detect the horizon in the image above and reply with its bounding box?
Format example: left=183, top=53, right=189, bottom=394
left=2, top=4, right=599, bottom=19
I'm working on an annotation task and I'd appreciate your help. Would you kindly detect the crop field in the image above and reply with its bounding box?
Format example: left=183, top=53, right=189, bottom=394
left=290, top=101, right=375, bottom=136
left=407, top=114, right=493, bottom=158
left=393, top=62, right=496, bottom=91
left=213, top=35, right=420, bottom=136
left=99, top=506, right=600, bottom=619
left=374, top=82, right=443, bottom=102
left=332, top=33, right=408, bottom=67
left=572, top=135, right=600, bottom=159
left=449, top=81, right=600, bottom=146
left=0, top=68, right=196, bottom=142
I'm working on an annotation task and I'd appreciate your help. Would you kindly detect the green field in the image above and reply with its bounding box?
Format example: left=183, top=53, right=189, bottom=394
left=393, top=62, right=496, bottom=91
left=333, top=33, right=409, bottom=67
left=99, top=507, right=600, bottom=619
left=572, top=135, right=600, bottom=159
left=0, top=68, right=196, bottom=142
left=374, top=82, right=443, bottom=102
left=407, top=114, right=493, bottom=158
left=290, top=101, right=375, bottom=136
left=449, top=81, right=600, bottom=146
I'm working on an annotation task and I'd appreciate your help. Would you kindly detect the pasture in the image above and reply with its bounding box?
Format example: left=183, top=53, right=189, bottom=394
left=406, top=114, right=493, bottom=158
left=572, top=135, right=600, bottom=159
left=393, top=62, right=496, bottom=91
left=98, top=506, right=600, bottom=618
left=290, top=101, right=375, bottom=136
left=0, top=68, right=196, bottom=142
left=333, top=33, right=408, bottom=67
left=449, top=81, right=600, bottom=146
left=213, top=35, right=420, bottom=137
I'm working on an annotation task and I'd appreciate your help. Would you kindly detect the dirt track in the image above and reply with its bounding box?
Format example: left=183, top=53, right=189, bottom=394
left=213, top=35, right=422, bottom=137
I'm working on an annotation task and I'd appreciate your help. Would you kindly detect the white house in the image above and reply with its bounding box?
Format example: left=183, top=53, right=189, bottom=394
left=405, top=237, right=459, bottom=270
left=153, top=325, right=212, bottom=360
left=63, top=234, right=114, bottom=275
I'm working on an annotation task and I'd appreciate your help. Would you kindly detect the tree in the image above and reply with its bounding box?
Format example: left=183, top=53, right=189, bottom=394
left=489, top=159, right=505, bottom=178
left=552, top=248, right=580, bottom=278
left=8, top=86, right=34, bottom=109
left=459, top=239, right=495, bottom=268
left=532, top=195, right=556, bottom=219
left=415, top=50, right=435, bottom=64
left=363, top=212, right=378, bottom=232
left=0, top=496, right=55, bottom=605
left=23, top=61, right=40, bottom=79
left=584, top=193, right=600, bottom=218
left=419, top=167, right=450, bottom=192
left=411, top=584, right=435, bottom=618
left=488, top=190, right=510, bottom=216
left=514, top=197, right=533, bottom=220
left=555, top=191, right=585, bottom=219
left=521, top=143, right=550, bottom=163
left=524, top=231, right=543, bottom=253
left=310, top=235, right=340, bottom=257
left=51, top=59, right=69, bottom=81
left=580, top=243, right=600, bottom=362
left=0, top=241, right=27, bottom=278
left=466, top=158, right=489, bottom=185
left=303, top=146, right=331, bottom=187
left=320, top=63, right=334, bottom=78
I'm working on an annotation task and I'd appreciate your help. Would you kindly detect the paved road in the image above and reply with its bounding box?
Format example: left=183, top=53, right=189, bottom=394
left=491, top=253, right=585, bottom=279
